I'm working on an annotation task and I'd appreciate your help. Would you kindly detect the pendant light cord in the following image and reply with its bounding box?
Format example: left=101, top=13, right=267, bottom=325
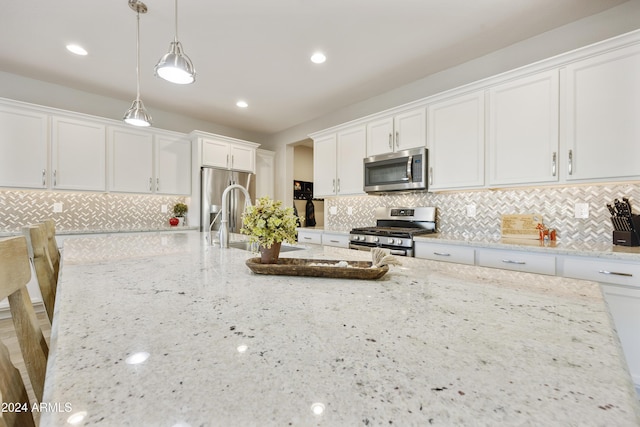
left=174, top=0, right=179, bottom=43
left=136, top=10, right=141, bottom=101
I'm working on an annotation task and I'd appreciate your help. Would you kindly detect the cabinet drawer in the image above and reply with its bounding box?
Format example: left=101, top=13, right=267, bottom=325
left=322, top=233, right=349, bottom=248
left=477, top=248, right=556, bottom=275
left=414, top=242, right=475, bottom=265
left=297, top=230, right=322, bottom=245
left=561, top=256, right=640, bottom=287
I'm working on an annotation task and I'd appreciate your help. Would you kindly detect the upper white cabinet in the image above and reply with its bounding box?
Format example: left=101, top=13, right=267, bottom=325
left=313, top=125, right=366, bottom=197
left=427, top=91, right=485, bottom=190
left=155, top=134, right=191, bottom=195
left=51, top=116, right=106, bottom=191
left=488, top=70, right=559, bottom=186
left=0, top=104, right=48, bottom=189
left=255, top=149, right=275, bottom=199
left=201, top=137, right=256, bottom=173
left=366, top=107, right=425, bottom=156
left=108, top=126, right=154, bottom=193
left=563, top=43, right=640, bottom=182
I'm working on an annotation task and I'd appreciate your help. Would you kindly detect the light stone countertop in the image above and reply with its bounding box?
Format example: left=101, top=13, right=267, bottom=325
left=41, top=232, right=640, bottom=426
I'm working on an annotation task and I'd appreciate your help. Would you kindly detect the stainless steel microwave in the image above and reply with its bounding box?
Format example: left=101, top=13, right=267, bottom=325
left=363, top=147, right=427, bottom=193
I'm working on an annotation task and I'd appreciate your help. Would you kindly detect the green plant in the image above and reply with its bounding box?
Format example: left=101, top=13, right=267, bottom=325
left=172, top=202, right=188, bottom=217
left=241, top=196, right=298, bottom=249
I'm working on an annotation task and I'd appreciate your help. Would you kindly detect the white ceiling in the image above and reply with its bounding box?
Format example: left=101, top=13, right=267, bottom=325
left=0, top=0, right=629, bottom=136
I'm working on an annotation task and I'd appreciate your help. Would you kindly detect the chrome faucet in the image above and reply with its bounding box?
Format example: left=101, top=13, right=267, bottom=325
left=218, top=184, right=252, bottom=248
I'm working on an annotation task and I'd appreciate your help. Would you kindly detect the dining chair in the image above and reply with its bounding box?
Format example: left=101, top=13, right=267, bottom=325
left=43, top=219, right=61, bottom=281
left=0, top=339, right=36, bottom=427
left=23, top=224, right=57, bottom=324
left=0, top=236, right=49, bottom=404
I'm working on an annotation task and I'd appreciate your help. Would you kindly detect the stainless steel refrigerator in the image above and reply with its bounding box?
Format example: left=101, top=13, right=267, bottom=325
left=200, top=167, right=255, bottom=234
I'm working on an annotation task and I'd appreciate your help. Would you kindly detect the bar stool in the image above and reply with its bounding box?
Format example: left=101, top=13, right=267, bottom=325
left=43, top=219, right=60, bottom=281
left=0, top=236, right=49, bottom=404
left=23, top=223, right=57, bottom=324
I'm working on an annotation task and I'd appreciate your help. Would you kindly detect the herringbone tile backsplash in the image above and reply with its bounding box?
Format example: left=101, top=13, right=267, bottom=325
left=0, top=190, right=186, bottom=232
left=324, top=183, right=640, bottom=243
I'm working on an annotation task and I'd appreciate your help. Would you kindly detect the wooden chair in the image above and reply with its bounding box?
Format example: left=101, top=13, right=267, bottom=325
left=0, top=339, right=35, bottom=427
left=43, top=219, right=61, bottom=281
left=23, top=224, right=57, bottom=324
left=0, top=236, right=49, bottom=404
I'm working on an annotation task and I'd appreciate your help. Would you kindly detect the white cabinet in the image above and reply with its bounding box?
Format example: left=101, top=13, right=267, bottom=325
left=414, top=241, right=475, bottom=265
left=297, top=228, right=322, bottom=245
left=366, top=107, right=426, bottom=156
left=559, top=256, right=640, bottom=288
left=0, top=104, right=48, bottom=188
left=322, top=232, right=350, bottom=248
left=563, top=43, right=640, bottom=182
left=313, top=126, right=366, bottom=197
left=51, top=116, right=106, bottom=191
left=488, top=70, right=559, bottom=186
left=476, top=248, right=556, bottom=276
left=600, top=284, right=640, bottom=388
left=202, top=137, right=256, bottom=172
left=255, top=149, right=275, bottom=199
left=427, top=91, right=485, bottom=190
left=108, top=126, right=154, bottom=193
left=155, top=134, right=191, bottom=195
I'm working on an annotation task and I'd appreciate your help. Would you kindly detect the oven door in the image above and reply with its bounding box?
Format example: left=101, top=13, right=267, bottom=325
left=349, top=241, right=411, bottom=256
left=363, top=148, right=427, bottom=193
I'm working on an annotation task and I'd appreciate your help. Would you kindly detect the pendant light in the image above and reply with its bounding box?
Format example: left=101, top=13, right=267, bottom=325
left=123, top=0, right=152, bottom=127
left=154, top=0, right=196, bottom=84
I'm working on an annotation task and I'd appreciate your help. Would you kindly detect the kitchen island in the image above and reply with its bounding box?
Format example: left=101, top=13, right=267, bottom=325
left=41, top=232, right=640, bottom=426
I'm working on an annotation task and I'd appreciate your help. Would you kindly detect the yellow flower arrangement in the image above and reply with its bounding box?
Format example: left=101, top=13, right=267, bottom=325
left=241, top=197, right=298, bottom=249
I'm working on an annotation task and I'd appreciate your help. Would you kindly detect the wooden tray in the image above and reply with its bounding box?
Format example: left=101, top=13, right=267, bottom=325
left=245, top=258, right=389, bottom=280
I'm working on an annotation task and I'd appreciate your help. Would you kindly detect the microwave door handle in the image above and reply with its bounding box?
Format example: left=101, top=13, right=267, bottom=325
left=405, top=156, right=413, bottom=181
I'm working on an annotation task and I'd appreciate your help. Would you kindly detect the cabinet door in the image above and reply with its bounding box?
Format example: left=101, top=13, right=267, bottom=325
left=366, top=117, right=394, bottom=156
left=394, top=108, right=426, bottom=152
left=202, top=139, right=230, bottom=169
left=229, top=144, right=255, bottom=172
left=255, top=149, right=275, bottom=199
left=601, top=284, right=640, bottom=387
left=564, top=44, right=640, bottom=181
left=488, top=70, right=559, bottom=186
left=0, top=105, right=48, bottom=188
left=155, top=135, right=191, bottom=195
left=313, top=134, right=337, bottom=197
left=51, top=116, right=106, bottom=191
left=336, top=125, right=366, bottom=195
left=428, top=91, right=485, bottom=190
left=108, top=126, right=154, bottom=193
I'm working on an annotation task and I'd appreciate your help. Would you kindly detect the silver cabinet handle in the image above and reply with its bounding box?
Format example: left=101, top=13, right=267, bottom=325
left=231, top=155, right=234, bottom=168
left=303, top=236, right=312, bottom=240
left=568, top=149, right=573, bottom=175
left=552, top=152, right=557, bottom=177
left=599, top=270, right=632, bottom=277
left=395, top=131, right=399, bottom=147
left=156, top=178, right=159, bottom=192
left=332, top=178, right=335, bottom=193
left=433, top=252, right=451, bottom=257
left=337, top=178, right=340, bottom=193
left=388, top=133, right=392, bottom=149
left=429, top=167, right=433, bottom=186
left=42, top=169, right=46, bottom=187
left=329, top=240, right=339, bottom=243
left=502, top=259, right=526, bottom=265
left=53, top=170, right=57, bottom=186
left=149, top=177, right=152, bottom=191
left=226, top=154, right=229, bottom=168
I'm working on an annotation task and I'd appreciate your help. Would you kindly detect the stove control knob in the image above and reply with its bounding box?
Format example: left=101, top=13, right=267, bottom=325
left=388, top=238, right=395, bottom=244
left=396, top=239, right=403, bottom=246
left=353, top=236, right=360, bottom=241
left=373, top=237, right=379, bottom=243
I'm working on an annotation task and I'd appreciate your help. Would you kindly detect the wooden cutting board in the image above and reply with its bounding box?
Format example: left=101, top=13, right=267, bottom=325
left=501, top=214, right=542, bottom=239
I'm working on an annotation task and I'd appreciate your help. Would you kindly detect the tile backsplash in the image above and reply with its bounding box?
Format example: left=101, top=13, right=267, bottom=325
left=324, top=182, right=640, bottom=243
left=0, top=189, right=187, bottom=232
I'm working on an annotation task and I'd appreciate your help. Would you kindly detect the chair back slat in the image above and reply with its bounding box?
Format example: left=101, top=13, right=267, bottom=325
left=0, top=236, right=48, bottom=403
left=23, top=224, right=56, bottom=323
left=0, top=340, right=36, bottom=427
left=43, top=219, right=60, bottom=279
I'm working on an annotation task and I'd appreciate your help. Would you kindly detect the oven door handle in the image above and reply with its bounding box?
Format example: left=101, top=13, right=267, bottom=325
left=405, top=155, right=413, bottom=182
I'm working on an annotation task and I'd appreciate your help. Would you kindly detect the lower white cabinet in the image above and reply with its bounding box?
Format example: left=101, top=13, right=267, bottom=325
left=297, top=229, right=322, bottom=245
left=600, top=284, right=640, bottom=389
left=476, top=248, right=556, bottom=275
left=322, top=232, right=350, bottom=248
left=414, top=241, right=475, bottom=265
left=559, top=256, right=640, bottom=287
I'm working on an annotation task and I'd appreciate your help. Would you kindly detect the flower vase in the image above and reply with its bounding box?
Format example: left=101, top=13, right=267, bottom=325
left=260, top=242, right=282, bottom=264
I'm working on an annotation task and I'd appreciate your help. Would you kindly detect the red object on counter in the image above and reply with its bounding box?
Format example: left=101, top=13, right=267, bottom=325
left=169, top=217, right=179, bottom=226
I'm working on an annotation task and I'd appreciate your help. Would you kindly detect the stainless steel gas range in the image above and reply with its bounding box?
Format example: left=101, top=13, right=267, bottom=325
left=349, top=207, right=436, bottom=256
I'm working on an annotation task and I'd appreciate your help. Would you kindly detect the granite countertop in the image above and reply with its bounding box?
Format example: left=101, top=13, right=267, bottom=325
left=41, top=232, right=640, bottom=426
left=0, top=225, right=199, bottom=238
left=414, top=233, right=640, bottom=261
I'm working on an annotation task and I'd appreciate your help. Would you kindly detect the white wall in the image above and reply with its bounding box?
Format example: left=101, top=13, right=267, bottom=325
left=267, top=0, right=640, bottom=203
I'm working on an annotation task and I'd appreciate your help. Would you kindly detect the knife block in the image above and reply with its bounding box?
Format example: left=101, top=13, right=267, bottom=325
left=612, top=215, right=640, bottom=246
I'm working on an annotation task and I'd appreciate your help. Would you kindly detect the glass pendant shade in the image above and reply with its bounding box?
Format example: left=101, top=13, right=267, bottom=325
left=123, top=99, right=152, bottom=127
left=155, top=41, right=196, bottom=84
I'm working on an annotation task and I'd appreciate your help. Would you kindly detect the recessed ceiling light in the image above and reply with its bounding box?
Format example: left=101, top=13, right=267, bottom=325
left=310, top=52, right=326, bottom=64
left=236, top=100, right=248, bottom=108
left=66, top=44, right=88, bottom=56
